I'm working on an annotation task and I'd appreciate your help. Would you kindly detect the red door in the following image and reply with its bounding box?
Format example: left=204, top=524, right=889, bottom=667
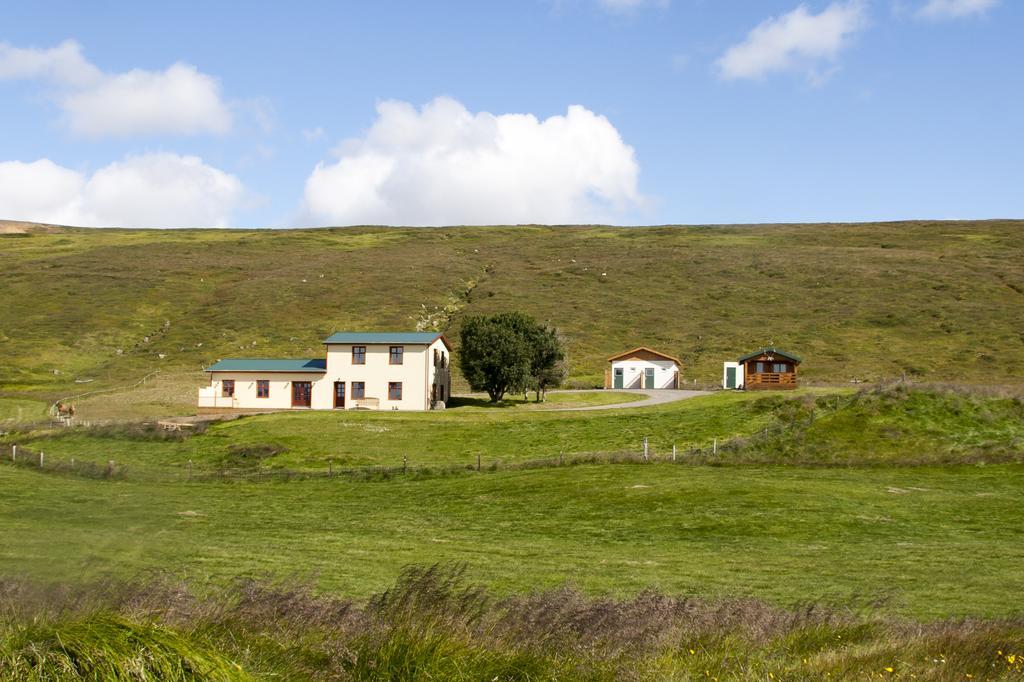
left=292, top=381, right=312, bottom=407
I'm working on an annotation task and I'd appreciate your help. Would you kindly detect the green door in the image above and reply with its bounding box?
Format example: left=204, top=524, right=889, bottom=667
left=644, top=368, right=655, bottom=389
left=613, top=368, right=624, bottom=389
left=726, top=366, right=736, bottom=389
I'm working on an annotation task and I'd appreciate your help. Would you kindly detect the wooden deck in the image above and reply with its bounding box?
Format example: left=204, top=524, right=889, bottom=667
left=745, top=372, right=798, bottom=389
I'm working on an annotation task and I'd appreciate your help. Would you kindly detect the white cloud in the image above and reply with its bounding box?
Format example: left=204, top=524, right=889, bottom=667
left=0, top=40, right=232, bottom=136
left=548, top=0, right=668, bottom=14
left=717, top=2, right=868, bottom=82
left=301, top=97, right=644, bottom=226
left=0, top=40, right=101, bottom=87
left=597, top=0, right=669, bottom=12
left=62, top=64, right=231, bottom=136
left=918, top=0, right=998, bottom=19
left=0, top=153, right=245, bottom=227
left=302, top=126, right=326, bottom=142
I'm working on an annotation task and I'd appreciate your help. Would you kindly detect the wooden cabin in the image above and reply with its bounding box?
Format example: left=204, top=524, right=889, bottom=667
left=738, top=348, right=801, bottom=390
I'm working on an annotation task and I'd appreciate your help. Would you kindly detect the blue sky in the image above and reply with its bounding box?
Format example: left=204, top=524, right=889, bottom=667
left=0, top=0, right=1019, bottom=227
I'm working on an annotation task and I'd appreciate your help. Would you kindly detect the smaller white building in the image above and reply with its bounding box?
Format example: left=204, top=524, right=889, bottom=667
left=722, top=361, right=745, bottom=389
left=605, top=347, right=682, bottom=390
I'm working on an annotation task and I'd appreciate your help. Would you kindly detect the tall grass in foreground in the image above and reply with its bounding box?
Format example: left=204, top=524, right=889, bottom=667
left=2, top=565, right=1022, bottom=680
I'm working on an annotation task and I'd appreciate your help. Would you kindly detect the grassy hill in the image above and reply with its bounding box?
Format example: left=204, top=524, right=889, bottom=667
left=7, top=385, right=1022, bottom=475
left=1, top=219, right=1022, bottom=417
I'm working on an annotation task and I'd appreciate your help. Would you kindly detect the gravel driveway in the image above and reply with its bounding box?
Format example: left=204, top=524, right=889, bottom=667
left=545, top=389, right=710, bottom=412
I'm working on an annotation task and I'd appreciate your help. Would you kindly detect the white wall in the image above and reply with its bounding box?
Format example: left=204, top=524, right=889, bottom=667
left=425, top=338, right=452, bottom=406
left=324, top=341, right=451, bottom=410
left=722, top=361, right=745, bottom=389
left=205, top=372, right=326, bottom=410
left=610, top=358, right=678, bottom=389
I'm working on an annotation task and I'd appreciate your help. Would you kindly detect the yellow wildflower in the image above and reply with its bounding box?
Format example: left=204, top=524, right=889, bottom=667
left=885, top=667, right=894, bottom=673
left=1007, top=654, right=1016, bottom=664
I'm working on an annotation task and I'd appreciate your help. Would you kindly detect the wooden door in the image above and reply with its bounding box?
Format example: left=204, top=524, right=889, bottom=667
left=334, top=381, right=345, bottom=408
left=292, top=381, right=312, bottom=407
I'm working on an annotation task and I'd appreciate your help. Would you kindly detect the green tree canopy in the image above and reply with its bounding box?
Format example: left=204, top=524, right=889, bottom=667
left=528, top=324, right=568, bottom=402
left=458, top=312, right=537, bottom=402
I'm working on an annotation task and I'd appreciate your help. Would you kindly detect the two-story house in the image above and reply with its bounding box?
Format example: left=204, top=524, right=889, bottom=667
left=197, top=332, right=452, bottom=412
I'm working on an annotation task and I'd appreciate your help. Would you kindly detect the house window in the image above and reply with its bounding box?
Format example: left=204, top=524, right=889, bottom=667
left=756, top=362, right=766, bottom=373
left=388, top=382, right=403, bottom=400
left=222, top=380, right=235, bottom=397
left=433, top=348, right=439, bottom=364
left=351, top=381, right=365, bottom=399
left=774, top=363, right=788, bottom=373
left=390, top=346, right=404, bottom=365
left=256, top=380, right=270, bottom=398
left=352, top=346, right=366, bottom=365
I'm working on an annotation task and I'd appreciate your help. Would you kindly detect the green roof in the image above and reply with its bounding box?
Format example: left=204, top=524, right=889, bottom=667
left=205, top=358, right=327, bottom=373
left=322, top=331, right=449, bottom=347
left=737, top=347, right=802, bottom=364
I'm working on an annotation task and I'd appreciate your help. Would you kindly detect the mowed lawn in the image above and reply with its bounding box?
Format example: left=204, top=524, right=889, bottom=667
left=2, top=462, right=1022, bottom=620
left=14, top=391, right=777, bottom=474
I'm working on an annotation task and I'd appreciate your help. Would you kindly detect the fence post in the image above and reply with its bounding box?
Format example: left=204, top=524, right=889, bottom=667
left=476, top=453, right=481, bottom=471
left=39, top=451, right=44, bottom=468
left=713, top=438, right=717, bottom=456
left=11, top=444, right=15, bottom=461
left=643, top=437, right=649, bottom=462
left=403, top=455, right=408, bottom=475
left=672, top=444, right=677, bottom=462
left=328, top=459, right=333, bottom=478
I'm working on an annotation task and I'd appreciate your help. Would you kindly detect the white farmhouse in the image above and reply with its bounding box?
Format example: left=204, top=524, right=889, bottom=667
left=604, top=347, right=682, bottom=390
left=197, top=332, right=452, bottom=412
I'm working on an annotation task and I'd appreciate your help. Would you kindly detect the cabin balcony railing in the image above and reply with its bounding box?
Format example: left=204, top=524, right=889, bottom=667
left=746, top=372, right=797, bottom=387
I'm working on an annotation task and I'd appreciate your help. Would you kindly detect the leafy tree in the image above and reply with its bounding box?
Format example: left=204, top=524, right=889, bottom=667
left=529, top=324, right=567, bottom=402
left=458, top=312, right=535, bottom=402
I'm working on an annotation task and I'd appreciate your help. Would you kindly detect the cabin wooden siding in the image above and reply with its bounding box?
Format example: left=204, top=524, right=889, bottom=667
left=741, top=352, right=799, bottom=390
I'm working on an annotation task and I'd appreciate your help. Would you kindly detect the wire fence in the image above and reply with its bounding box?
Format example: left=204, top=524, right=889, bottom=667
left=0, top=387, right=885, bottom=484
left=0, top=402, right=838, bottom=485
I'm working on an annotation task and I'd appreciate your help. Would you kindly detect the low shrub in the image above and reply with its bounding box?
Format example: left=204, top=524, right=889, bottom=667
left=2, top=566, right=1023, bottom=680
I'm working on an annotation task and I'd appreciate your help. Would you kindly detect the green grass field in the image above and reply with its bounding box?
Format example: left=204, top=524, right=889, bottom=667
left=2, top=390, right=1023, bottom=680
left=3, top=461, right=1023, bottom=620
left=2, top=385, right=1022, bottom=622
left=2, top=220, right=1023, bottom=419
left=4, top=391, right=772, bottom=474
left=6, top=386, right=1021, bottom=475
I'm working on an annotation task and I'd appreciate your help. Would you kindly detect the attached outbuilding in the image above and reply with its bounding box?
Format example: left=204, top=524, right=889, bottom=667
left=605, top=347, right=682, bottom=390
left=733, top=347, right=801, bottom=390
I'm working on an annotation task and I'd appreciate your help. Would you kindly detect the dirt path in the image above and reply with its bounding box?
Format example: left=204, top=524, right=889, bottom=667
left=543, top=389, right=711, bottom=412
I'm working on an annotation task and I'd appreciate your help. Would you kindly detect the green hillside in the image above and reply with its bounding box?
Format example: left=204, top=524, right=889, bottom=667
left=1, top=220, right=1022, bottom=416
